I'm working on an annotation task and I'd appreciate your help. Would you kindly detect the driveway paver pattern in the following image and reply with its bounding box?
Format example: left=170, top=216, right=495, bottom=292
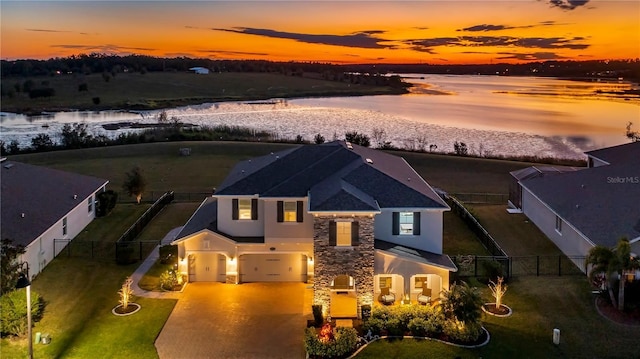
left=155, top=282, right=310, bottom=359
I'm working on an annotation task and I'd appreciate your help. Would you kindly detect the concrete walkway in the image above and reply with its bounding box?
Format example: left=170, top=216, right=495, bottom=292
left=130, top=226, right=184, bottom=300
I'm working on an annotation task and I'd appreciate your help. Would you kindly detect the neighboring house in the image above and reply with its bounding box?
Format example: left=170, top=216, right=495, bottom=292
left=509, top=142, right=640, bottom=272
left=188, top=67, right=210, bottom=74
left=173, top=141, right=456, bottom=318
left=1, top=159, right=109, bottom=279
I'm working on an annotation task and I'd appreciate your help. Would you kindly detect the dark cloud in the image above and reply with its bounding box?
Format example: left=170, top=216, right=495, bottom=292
left=26, top=28, right=88, bottom=35
left=496, top=52, right=568, bottom=61
left=548, top=0, right=590, bottom=10
left=50, top=44, right=155, bottom=52
left=405, top=35, right=588, bottom=52
left=211, top=27, right=393, bottom=49
left=457, top=21, right=561, bottom=32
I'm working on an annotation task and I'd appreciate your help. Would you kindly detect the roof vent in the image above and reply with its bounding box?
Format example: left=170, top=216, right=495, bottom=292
left=21, top=213, right=25, bottom=218
left=581, top=184, right=585, bottom=189
left=407, top=177, right=411, bottom=181
left=346, top=142, right=353, bottom=149
left=366, top=158, right=373, bottom=164
left=276, top=155, right=279, bottom=159
left=3, top=163, right=14, bottom=169
left=73, top=194, right=78, bottom=200
left=241, top=170, right=245, bottom=174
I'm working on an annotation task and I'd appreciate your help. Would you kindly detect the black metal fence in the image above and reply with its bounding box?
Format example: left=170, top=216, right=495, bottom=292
left=117, top=191, right=174, bottom=243
left=446, top=196, right=507, bottom=257
left=449, top=193, right=508, bottom=205
left=118, top=191, right=210, bottom=203
left=451, top=255, right=586, bottom=278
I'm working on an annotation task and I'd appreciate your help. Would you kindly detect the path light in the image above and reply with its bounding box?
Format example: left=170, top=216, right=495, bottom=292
left=15, top=265, right=33, bottom=359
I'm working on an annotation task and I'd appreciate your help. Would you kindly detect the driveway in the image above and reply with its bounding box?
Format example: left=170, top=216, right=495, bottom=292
left=155, top=282, right=312, bottom=359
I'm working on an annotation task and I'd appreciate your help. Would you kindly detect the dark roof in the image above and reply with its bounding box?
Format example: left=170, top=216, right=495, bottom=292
left=585, top=141, right=640, bottom=165
left=174, top=198, right=263, bottom=243
left=1, top=160, right=108, bottom=247
left=216, top=141, right=448, bottom=212
left=510, top=166, right=581, bottom=181
left=375, top=239, right=457, bottom=271
left=521, top=161, right=640, bottom=247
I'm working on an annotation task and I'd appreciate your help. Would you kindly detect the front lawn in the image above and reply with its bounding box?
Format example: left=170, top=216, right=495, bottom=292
left=356, top=276, right=640, bottom=358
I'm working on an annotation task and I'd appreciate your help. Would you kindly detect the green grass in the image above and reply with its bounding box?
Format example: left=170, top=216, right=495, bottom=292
left=357, top=276, right=640, bottom=359
left=1, top=72, right=405, bottom=113
left=0, top=202, right=182, bottom=359
left=443, top=211, right=491, bottom=256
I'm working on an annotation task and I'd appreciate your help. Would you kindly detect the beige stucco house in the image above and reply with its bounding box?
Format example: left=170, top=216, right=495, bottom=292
left=172, top=141, right=457, bottom=318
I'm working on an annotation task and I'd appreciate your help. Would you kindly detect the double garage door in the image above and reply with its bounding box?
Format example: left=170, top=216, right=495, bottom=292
left=190, top=252, right=307, bottom=282
left=240, top=253, right=307, bottom=282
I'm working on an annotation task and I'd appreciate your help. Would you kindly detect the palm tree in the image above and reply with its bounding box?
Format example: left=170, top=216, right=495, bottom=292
left=441, top=281, right=483, bottom=324
left=586, top=238, right=640, bottom=311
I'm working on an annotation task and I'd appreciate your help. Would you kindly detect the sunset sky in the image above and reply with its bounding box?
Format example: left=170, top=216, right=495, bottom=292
left=1, top=1, right=639, bottom=64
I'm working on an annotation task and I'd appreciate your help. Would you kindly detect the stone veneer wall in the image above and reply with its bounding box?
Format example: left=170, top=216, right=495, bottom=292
left=313, top=215, right=375, bottom=318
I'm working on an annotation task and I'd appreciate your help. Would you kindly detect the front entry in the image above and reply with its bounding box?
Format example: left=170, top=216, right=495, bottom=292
left=239, top=253, right=307, bottom=282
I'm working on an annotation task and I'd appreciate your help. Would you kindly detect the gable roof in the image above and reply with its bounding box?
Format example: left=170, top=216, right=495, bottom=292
left=585, top=141, right=640, bottom=165
left=520, top=151, right=640, bottom=248
left=1, top=160, right=109, bottom=247
left=216, top=141, right=448, bottom=212
left=375, top=239, right=457, bottom=271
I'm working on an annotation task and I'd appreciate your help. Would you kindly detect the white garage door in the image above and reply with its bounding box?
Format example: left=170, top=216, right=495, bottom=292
left=239, top=254, right=307, bottom=282
left=190, top=252, right=226, bottom=282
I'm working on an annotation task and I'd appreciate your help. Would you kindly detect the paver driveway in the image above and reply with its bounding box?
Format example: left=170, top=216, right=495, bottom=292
left=155, top=282, right=311, bottom=359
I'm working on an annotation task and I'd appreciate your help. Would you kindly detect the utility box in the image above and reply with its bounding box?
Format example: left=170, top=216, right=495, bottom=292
left=553, top=328, right=560, bottom=345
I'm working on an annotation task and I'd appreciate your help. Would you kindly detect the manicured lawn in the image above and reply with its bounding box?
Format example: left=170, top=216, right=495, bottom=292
left=1, top=72, right=404, bottom=113
left=0, top=202, right=182, bottom=359
left=443, top=211, right=490, bottom=256
left=356, top=276, right=640, bottom=359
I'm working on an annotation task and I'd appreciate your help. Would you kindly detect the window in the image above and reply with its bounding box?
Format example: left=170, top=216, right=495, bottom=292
left=393, top=212, right=421, bottom=235
left=62, top=217, right=68, bottom=236
left=283, top=201, right=297, bottom=222
left=277, top=201, right=303, bottom=223
left=555, top=215, right=563, bottom=234
left=87, top=196, right=93, bottom=213
left=336, top=222, right=352, bottom=246
left=414, top=276, right=427, bottom=289
left=232, top=198, right=258, bottom=220
left=379, top=276, right=392, bottom=289
left=399, top=212, right=414, bottom=235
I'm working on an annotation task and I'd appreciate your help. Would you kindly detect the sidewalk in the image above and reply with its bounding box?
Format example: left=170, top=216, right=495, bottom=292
left=130, top=226, right=184, bottom=299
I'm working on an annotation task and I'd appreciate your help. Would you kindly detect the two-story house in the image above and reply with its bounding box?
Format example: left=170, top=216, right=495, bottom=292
left=172, top=141, right=457, bottom=318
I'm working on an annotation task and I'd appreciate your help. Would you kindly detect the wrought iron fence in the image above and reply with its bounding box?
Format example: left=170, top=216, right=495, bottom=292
left=446, top=196, right=507, bottom=257
left=118, top=191, right=210, bottom=203
left=451, top=255, right=586, bottom=278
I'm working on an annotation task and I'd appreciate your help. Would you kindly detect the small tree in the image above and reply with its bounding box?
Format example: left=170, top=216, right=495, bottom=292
left=122, top=166, right=147, bottom=204
left=314, top=133, right=325, bottom=144
left=453, top=141, right=468, bottom=156
left=157, top=110, right=168, bottom=124
left=30, top=133, right=54, bottom=152
left=488, top=276, right=508, bottom=308
left=441, top=281, right=483, bottom=325
left=626, top=122, right=639, bottom=142
left=0, top=289, right=44, bottom=337
left=345, top=131, right=370, bottom=147
left=118, top=277, right=134, bottom=310
left=0, top=239, right=26, bottom=295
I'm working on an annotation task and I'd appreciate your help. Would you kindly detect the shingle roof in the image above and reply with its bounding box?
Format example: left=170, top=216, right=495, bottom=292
left=1, top=160, right=108, bottom=247
left=375, top=239, right=457, bottom=271
left=585, top=141, right=640, bottom=165
left=216, top=141, right=448, bottom=212
left=521, top=161, right=640, bottom=247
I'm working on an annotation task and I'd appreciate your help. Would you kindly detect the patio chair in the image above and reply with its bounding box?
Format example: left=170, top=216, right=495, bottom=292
left=417, top=287, right=432, bottom=305
left=379, top=287, right=395, bottom=305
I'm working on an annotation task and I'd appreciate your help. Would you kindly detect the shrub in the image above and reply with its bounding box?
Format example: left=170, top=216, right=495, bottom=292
left=78, top=83, right=88, bottom=92
left=159, top=270, right=183, bottom=290
left=312, top=304, right=323, bottom=327
left=482, top=260, right=505, bottom=282
left=96, top=190, right=118, bottom=217
left=362, top=316, right=385, bottom=336
left=29, top=88, right=55, bottom=98
left=442, top=320, right=483, bottom=344
left=116, top=242, right=136, bottom=265
left=0, top=289, right=45, bottom=337
left=441, top=281, right=483, bottom=325
left=304, top=326, right=358, bottom=358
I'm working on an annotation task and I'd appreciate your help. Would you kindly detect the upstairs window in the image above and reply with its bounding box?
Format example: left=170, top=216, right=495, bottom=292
left=329, top=220, right=360, bottom=247
left=62, top=217, right=68, bottom=236
left=277, top=201, right=304, bottom=223
left=555, top=215, right=563, bottom=234
left=87, top=196, right=93, bottom=213
left=392, top=212, right=421, bottom=235
left=232, top=198, right=258, bottom=220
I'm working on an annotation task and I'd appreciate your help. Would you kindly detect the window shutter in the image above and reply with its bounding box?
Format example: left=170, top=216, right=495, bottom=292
left=329, top=221, right=337, bottom=246
left=413, top=212, right=421, bottom=235
left=277, top=201, right=284, bottom=222
left=251, top=198, right=258, bottom=220
left=351, top=221, right=359, bottom=246
left=392, top=212, right=399, bottom=235
left=232, top=199, right=239, bottom=220
left=296, top=201, right=304, bottom=223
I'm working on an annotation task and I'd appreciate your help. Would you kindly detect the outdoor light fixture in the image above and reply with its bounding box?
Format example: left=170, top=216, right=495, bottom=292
left=15, top=265, right=33, bottom=359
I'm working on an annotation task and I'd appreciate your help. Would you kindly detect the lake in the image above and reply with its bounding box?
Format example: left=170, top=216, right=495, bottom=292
left=1, top=74, right=638, bottom=159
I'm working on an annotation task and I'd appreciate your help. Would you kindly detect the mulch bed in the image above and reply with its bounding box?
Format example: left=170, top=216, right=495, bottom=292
left=113, top=303, right=139, bottom=315
left=595, top=297, right=640, bottom=326
left=483, top=303, right=510, bottom=316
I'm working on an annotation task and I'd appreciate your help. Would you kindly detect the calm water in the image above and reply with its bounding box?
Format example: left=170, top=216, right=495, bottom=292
left=1, top=75, right=638, bottom=159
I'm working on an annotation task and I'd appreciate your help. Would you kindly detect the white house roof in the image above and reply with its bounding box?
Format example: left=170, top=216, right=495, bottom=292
left=1, top=160, right=108, bottom=247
